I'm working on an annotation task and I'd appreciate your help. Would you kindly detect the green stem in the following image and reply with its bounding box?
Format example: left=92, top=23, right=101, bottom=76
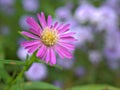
left=5, top=54, right=35, bottom=90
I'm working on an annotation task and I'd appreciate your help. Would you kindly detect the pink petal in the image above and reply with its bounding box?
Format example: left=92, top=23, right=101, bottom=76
left=36, top=44, right=47, bottom=59
left=47, top=15, right=52, bottom=27
left=45, top=48, right=50, bottom=63
left=37, top=12, right=47, bottom=29
left=54, top=45, right=65, bottom=59
left=55, top=45, right=73, bottom=59
left=58, top=42, right=75, bottom=50
left=56, top=23, right=63, bottom=30
left=60, top=32, right=76, bottom=38
left=53, top=22, right=58, bottom=28
left=58, top=24, right=70, bottom=33
left=21, top=40, right=40, bottom=47
left=26, top=17, right=41, bottom=32
left=50, top=47, right=56, bottom=65
left=27, top=44, right=41, bottom=53
left=29, top=28, right=40, bottom=35
left=60, top=36, right=77, bottom=42
left=21, top=31, right=39, bottom=39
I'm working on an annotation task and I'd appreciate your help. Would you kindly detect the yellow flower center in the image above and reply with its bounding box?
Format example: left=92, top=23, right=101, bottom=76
left=41, top=27, right=58, bottom=46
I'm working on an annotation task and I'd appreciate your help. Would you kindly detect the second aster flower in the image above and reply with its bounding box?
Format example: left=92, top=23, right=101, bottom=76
left=21, top=12, right=76, bottom=65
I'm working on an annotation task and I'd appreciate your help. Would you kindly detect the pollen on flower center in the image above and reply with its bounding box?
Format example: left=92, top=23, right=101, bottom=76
left=41, top=27, right=58, bottom=46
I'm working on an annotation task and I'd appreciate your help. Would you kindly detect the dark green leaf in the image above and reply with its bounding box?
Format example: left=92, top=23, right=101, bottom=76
left=68, top=85, right=120, bottom=90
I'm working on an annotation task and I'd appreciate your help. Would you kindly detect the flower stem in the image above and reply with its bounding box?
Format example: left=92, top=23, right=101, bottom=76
left=5, top=53, right=35, bottom=90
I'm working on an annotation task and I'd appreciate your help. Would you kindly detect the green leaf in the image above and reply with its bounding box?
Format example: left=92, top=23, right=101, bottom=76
left=0, top=59, right=25, bottom=65
left=68, top=85, right=120, bottom=90
left=23, top=81, right=60, bottom=90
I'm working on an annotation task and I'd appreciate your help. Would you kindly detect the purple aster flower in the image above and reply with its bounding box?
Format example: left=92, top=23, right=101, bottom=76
left=57, top=58, right=74, bottom=69
left=0, top=26, right=10, bottom=35
left=74, top=66, right=86, bottom=77
left=22, top=0, right=39, bottom=12
left=53, top=80, right=63, bottom=88
left=25, top=63, right=47, bottom=81
left=21, top=12, right=76, bottom=65
left=74, top=3, right=95, bottom=24
left=72, top=26, right=93, bottom=47
left=90, top=6, right=118, bottom=31
left=88, top=50, right=102, bottom=66
left=17, top=46, right=32, bottom=61
left=19, top=15, right=29, bottom=30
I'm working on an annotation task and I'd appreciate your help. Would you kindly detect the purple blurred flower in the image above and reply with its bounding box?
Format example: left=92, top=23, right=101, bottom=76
left=88, top=50, right=102, bottom=65
left=25, top=63, right=47, bottom=81
left=0, top=0, right=15, bottom=15
left=0, top=0, right=14, bottom=6
left=74, top=66, right=86, bottom=77
left=105, top=0, right=119, bottom=9
left=0, top=26, right=10, bottom=35
left=57, top=58, right=75, bottom=69
left=17, top=46, right=31, bottom=61
left=104, top=30, right=120, bottom=60
left=104, top=30, right=120, bottom=70
left=22, top=0, right=39, bottom=12
left=107, top=60, right=119, bottom=70
left=19, top=15, right=29, bottom=30
left=53, top=80, right=63, bottom=88
left=74, top=3, right=95, bottom=24
left=90, top=6, right=118, bottom=31
left=55, top=4, right=72, bottom=21
left=72, top=26, right=93, bottom=46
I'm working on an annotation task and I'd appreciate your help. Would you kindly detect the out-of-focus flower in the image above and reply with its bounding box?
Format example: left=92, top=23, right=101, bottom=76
left=88, top=50, right=102, bottom=65
left=105, top=0, right=119, bottom=9
left=57, top=58, right=74, bottom=69
left=104, top=30, right=120, bottom=69
left=90, top=6, right=118, bottom=31
left=104, top=30, right=120, bottom=60
left=72, top=26, right=93, bottom=46
left=74, top=3, right=95, bottom=24
left=25, top=63, right=47, bottom=81
left=53, top=80, right=63, bottom=88
left=55, top=6, right=71, bottom=21
left=17, top=46, right=31, bottom=60
left=74, top=66, right=86, bottom=77
left=0, top=0, right=15, bottom=15
left=21, top=12, right=76, bottom=65
left=0, top=0, right=14, bottom=5
left=0, top=26, right=10, bottom=35
left=19, top=15, right=29, bottom=30
left=22, top=0, right=39, bottom=12
left=107, top=60, right=120, bottom=70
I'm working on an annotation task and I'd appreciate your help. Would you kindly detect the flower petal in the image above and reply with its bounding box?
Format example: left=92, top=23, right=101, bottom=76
left=45, top=48, right=50, bottom=63
left=47, top=15, right=52, bottom=27
left=58, top=24, right=70, bottom=33
left=29, top=28, right=41, bottom=36
left=56, top=23, right=63, bottom=30
left=55, top=45, right=73, bottom=59
left=21, top=31, right=39, bottom=39
left=36, top=44, right=47, bottom=59
left=21, top=40, right=40, bottom=47
left=53, top=22, right=58, bottom=28
left=60, top=36, right=77, bottom=42
left=50, top=47, right=56, bottom=65
left=60, top=32, right=76, bottom=37
left=37, top=12, right=47, bottom=29
left=27, top=44, right=41, bottom=53
left=58, top=42, right=75, bottom=50
left=26, top=17, right=41, bottom=32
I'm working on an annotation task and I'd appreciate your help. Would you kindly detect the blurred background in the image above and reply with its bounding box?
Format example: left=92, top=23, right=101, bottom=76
left=0, top=0, right=120, bottom=89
